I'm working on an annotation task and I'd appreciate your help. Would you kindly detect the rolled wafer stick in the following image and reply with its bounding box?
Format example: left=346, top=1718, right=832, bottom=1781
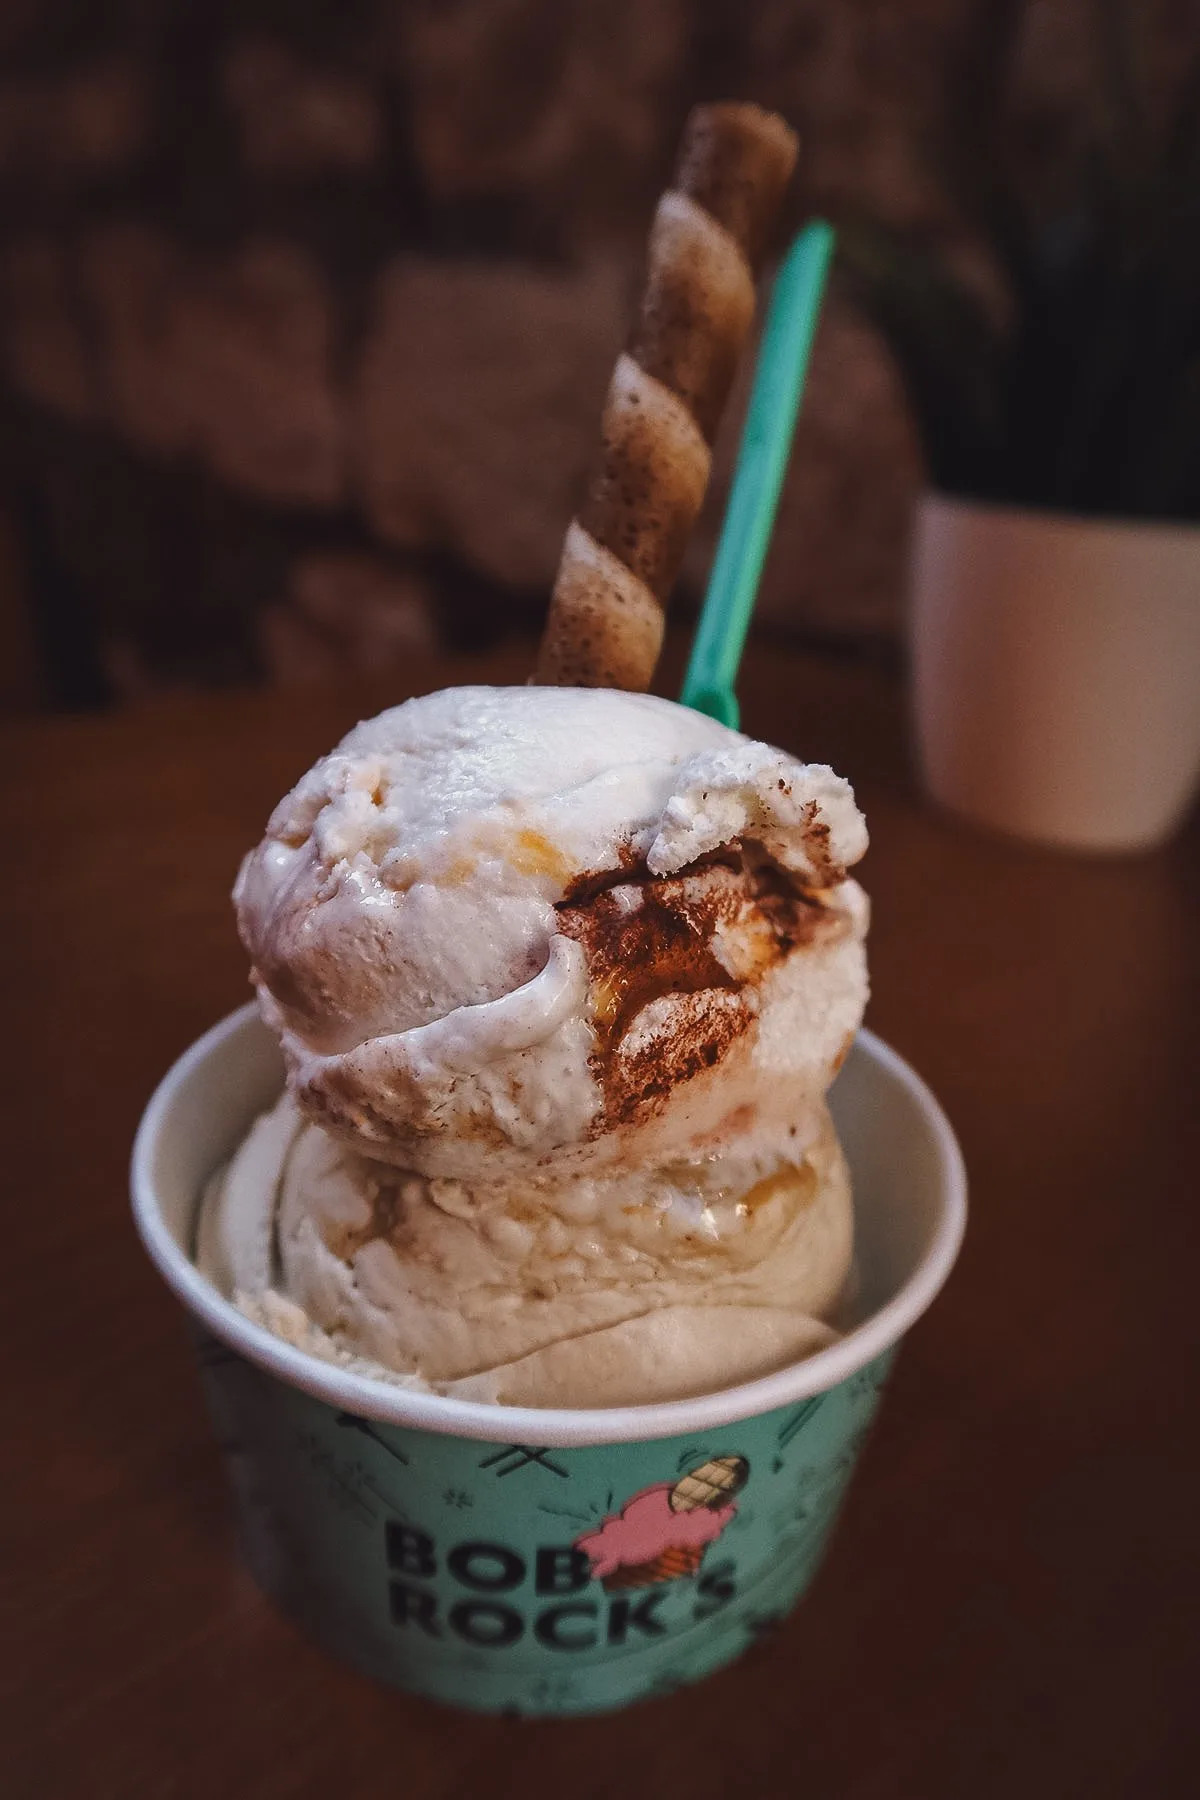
left=536, top=102, right=798, bottom=691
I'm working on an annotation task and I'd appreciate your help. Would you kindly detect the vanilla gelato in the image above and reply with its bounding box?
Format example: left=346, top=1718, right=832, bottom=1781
left=199, top=685, right=870, bottom=1406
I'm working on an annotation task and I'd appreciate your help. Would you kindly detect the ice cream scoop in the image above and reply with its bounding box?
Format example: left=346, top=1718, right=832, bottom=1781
left=234, top=685, right=868, bottom=1184
left=197, top=1087, right=854, bottom=1406
left=207, top=684, right=869, bottom=1407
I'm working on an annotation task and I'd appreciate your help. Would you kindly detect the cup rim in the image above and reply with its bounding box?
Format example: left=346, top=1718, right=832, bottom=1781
left=132, top=1005, right=967, bottom=1447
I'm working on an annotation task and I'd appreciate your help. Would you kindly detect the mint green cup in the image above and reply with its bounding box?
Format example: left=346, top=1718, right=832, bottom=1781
left=132, top=1008, right=965, bottom=1717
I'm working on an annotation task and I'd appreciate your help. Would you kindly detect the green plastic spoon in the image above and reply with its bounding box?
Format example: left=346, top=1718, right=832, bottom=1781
left=680, top=219, right=836, bottom=728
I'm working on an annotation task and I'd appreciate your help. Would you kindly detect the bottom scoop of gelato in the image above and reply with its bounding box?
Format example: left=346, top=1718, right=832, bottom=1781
left=197, top=1094, right=854, bottom=1408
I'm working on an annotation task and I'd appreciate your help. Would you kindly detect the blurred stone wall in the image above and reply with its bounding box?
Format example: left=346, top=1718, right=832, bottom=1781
left=0, top=0, right=1192, bottom=702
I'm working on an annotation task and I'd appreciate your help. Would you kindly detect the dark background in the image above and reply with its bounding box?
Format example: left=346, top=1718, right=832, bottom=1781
left=1, top=0, right=1196, bottom=710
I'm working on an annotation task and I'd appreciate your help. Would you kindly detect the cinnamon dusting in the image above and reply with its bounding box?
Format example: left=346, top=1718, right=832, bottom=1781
left=555, top=841, right=840, bottom=1128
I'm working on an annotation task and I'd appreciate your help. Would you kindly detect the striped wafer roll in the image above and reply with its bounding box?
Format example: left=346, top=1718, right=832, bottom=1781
left=536, top=102, right=798, bottom=691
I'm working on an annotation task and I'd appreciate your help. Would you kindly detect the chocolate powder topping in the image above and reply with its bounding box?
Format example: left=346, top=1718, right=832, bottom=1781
left=555, top=843, right=836, bottom=1128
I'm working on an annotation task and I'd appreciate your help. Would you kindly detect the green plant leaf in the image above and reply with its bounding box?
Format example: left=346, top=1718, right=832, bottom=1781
left=839, top=1, right=1200, bottom=522
left=921, top=1, right=1041, bottom=310
left=837, top=222, right=1005, bottom=492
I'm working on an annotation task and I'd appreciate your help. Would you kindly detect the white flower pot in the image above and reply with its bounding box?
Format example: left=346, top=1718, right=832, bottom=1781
left=910, top=494, right=1200, bottom=853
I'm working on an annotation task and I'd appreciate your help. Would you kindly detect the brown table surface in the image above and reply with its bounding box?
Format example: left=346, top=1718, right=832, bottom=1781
left=3, top=641, right=1197, bottom=1799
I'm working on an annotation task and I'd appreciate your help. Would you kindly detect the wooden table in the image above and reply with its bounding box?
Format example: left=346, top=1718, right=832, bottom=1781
left=3, top=643, right=1197, bottom=1798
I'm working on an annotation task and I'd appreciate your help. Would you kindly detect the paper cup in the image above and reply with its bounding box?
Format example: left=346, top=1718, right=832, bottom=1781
left=132, top=1007, right=965, bottom=1716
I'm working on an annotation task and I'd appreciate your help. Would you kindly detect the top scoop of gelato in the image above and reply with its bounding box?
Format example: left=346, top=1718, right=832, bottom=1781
left=235, top=686, right=869, bottom=1182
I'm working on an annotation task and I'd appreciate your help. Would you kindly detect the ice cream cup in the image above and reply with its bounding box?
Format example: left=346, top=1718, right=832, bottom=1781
left=132, top=1005, right=965, bottom=1717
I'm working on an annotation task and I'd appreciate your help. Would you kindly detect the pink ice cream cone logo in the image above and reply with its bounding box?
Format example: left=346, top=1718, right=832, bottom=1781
left=575, top=1456, right=749, bottom=1593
